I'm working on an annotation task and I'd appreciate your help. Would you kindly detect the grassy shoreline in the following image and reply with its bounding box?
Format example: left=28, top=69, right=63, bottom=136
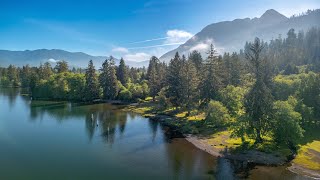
left=120, top=98, right=320, bottom=178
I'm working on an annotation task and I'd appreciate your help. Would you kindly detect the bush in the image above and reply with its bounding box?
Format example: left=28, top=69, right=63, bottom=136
left=205, top=100, right=231, bottom=127
left=219, top=85, right=245, bottom=116
left=157, top=87, right=170, bottom=108
left=272, top=100, right=304, bottom=146
left=118, top=88, right=132, bottom=101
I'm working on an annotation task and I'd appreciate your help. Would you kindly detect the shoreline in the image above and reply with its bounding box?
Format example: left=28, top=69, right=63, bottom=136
left=12, top=93, right=319, bottom=179
left=126, top=107, right=320, bottom=179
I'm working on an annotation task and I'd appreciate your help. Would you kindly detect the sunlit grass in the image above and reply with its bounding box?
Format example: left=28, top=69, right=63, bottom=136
left=294, top=140, right=320, bottom=170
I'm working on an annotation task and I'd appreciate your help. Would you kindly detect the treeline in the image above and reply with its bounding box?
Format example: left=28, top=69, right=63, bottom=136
left=0, top=27, right=320, bottom=147
left=244, top=27, right=320, bottom=72
left=0, top=58, right=149, bottom=101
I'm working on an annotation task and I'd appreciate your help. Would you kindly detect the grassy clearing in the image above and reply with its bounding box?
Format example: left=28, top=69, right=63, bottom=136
left=293, top=140, right=320, bottom=170
left=292, top=126, right=320, bottom=170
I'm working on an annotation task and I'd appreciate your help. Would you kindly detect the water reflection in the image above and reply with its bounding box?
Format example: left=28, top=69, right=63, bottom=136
left=0, top=88, right=19, bottom=108
left=0, top=88, right=308, bottom=180
left=148, top=119, right=159, bottom=142
left=85, top=114, right=97, bottom=141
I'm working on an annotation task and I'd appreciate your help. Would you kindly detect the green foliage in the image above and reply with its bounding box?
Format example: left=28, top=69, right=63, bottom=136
left=84, top=60, right=100, bottom=101
left=117, top=58, right=128, bottom=85
left=298, top=72, right=320, bottom=119
left=118, top=88, right=132, bottom=101
left=199, top=44, right=224, bottom=104
left=189, top=50, right=203, bottom=70
left=147, top=56, right=166, bottom=101
left=180, top=56, right=200, bottom=114
left=157, top=87, right=171, bottom=108
left=100, top=57, right=119, bottom=100
left=205, top=100, right=231, bottom=127
left=220, top=85, right=245, bottom=117
left=166, top=52, right=183, bottom=107
left=54, top=60, right=68, bottom=73
left=273, top=74, right=301, bottom=100
left=272, top=100, right=304, bottom=146
left=244, top=38, right=274, bottom=143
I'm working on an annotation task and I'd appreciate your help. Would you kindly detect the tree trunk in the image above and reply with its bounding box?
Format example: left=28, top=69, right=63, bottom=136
left=255, top=128, right=263, bottom=144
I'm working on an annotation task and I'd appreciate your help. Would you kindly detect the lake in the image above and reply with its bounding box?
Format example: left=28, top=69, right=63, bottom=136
left=0, top=88, right=310, bottom=180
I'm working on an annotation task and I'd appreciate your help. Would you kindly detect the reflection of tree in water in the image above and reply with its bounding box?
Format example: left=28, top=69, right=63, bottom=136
left=29, top=101, right=73, bottom=122
left=164, top=136, right=217, bottom=179
left=99, top=110, right=116, bottom=147
left=85, top=113, right=97, bottom=141
left=26, top=102, right=131, bottom=145
left=116, top=113, right=127, bottom=137
left=98, top=110, right=128, bottom=147
left=0, top=88, right=20, bottom=108
left=148, top=120, right=159, bottom=142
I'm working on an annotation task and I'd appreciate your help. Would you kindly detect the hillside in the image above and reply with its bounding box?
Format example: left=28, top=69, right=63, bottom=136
left=160, top=9, right=320, bottom=62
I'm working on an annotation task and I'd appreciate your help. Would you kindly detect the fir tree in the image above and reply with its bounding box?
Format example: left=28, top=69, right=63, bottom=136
left=166, top=52, right=182, bottom=108
left=183, top=57, right=200, bottom=115
left=244, top=38, right=274, bottom=143
left=84, top=60, right=99, bottom=101
left=55, top=60, right=69, bottom=73
left=100, top=57, right=119, bottom=100
left=117, top=58, right=128, bottom=85
left=200, top=44, right=223, bottom=104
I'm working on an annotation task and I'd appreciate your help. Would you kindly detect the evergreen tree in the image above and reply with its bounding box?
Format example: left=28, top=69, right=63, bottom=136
left=21, top=65, right=31, bottom=87
left=55, top=60, right=69, bottom=73
left=166, top=52, right=182, bottom=108
left=147, top=56, right=166, bottom=101
left=117, top=58, right=128, bottom=85
left=100, top=57, right=119, bottom=100
left=189, top=50, right=203, bottom=71
left=244, top=38, right=274, bottom=143
left=229, top=52, right=241, bottom=86
left=39, top=62, right=53, bottom=80
left=7, top=64, right=19, bottom=86
left=183, top=58, right=200, bottom=115
left=199, top=44, right=223, bottom=104
left=84, top=60, right=99, bottom=101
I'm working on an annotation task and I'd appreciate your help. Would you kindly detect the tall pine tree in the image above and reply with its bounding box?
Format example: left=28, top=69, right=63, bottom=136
left=244, top=38, right=274, bottom=143
left=84, top=60, right=99, bottom=101
left=100, top=57, right=119, bottom=100
left=117, top=58, right=128, bottom=85
left=166, top=52, right=182, bottom=108
left=199, top=44, right=223, bottom=104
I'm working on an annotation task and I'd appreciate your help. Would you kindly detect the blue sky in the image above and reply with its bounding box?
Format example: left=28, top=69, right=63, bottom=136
left=1, top=0, right=319, bottom=61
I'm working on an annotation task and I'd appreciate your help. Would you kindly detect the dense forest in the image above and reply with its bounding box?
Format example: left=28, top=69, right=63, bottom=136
left=1, top=27, right=320, bottom=149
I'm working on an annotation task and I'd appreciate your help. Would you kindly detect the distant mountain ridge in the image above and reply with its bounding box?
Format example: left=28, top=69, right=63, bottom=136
left=160, top=9, right=320, bottom=62
left=0, top=49, right=149, bottom=68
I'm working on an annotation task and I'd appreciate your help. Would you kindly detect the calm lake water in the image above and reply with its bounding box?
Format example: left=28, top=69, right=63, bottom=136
left=0, top=88, right=310, bottom=180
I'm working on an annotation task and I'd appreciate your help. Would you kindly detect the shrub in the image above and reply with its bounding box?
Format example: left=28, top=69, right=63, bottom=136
left=272, top=100, right=304, bottom=146
left=205, top=100, right=231, bottom=127
left=118, top=88, right=132, bottom=101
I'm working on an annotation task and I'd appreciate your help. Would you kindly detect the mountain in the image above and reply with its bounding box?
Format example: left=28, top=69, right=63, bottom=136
left=0, top=49, right=149, bottom=68
left=160, top=9, right=320, bottom=62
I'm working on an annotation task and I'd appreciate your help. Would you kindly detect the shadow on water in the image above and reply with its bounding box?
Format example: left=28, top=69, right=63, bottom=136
left=0, top=88, right=20, bottom=108
left=1, top=87, right=300, bottom=180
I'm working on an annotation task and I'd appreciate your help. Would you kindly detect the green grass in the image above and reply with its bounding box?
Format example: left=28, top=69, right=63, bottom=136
left=293, top=140, right=320, bottom=170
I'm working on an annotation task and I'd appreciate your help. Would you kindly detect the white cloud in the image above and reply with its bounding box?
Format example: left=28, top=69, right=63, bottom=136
left=124, top=52, right=151, bottom=62
left=112, top=47, right=129, bottom=53
left=127, top=42, right=184, bottom=49
left=189, top=39, right=213, bottom=52
left=190, top=43, right=209, bottom=52
left=165, top=29, right=193, bottom=44
left=48, top=58, right=58, bottom=63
